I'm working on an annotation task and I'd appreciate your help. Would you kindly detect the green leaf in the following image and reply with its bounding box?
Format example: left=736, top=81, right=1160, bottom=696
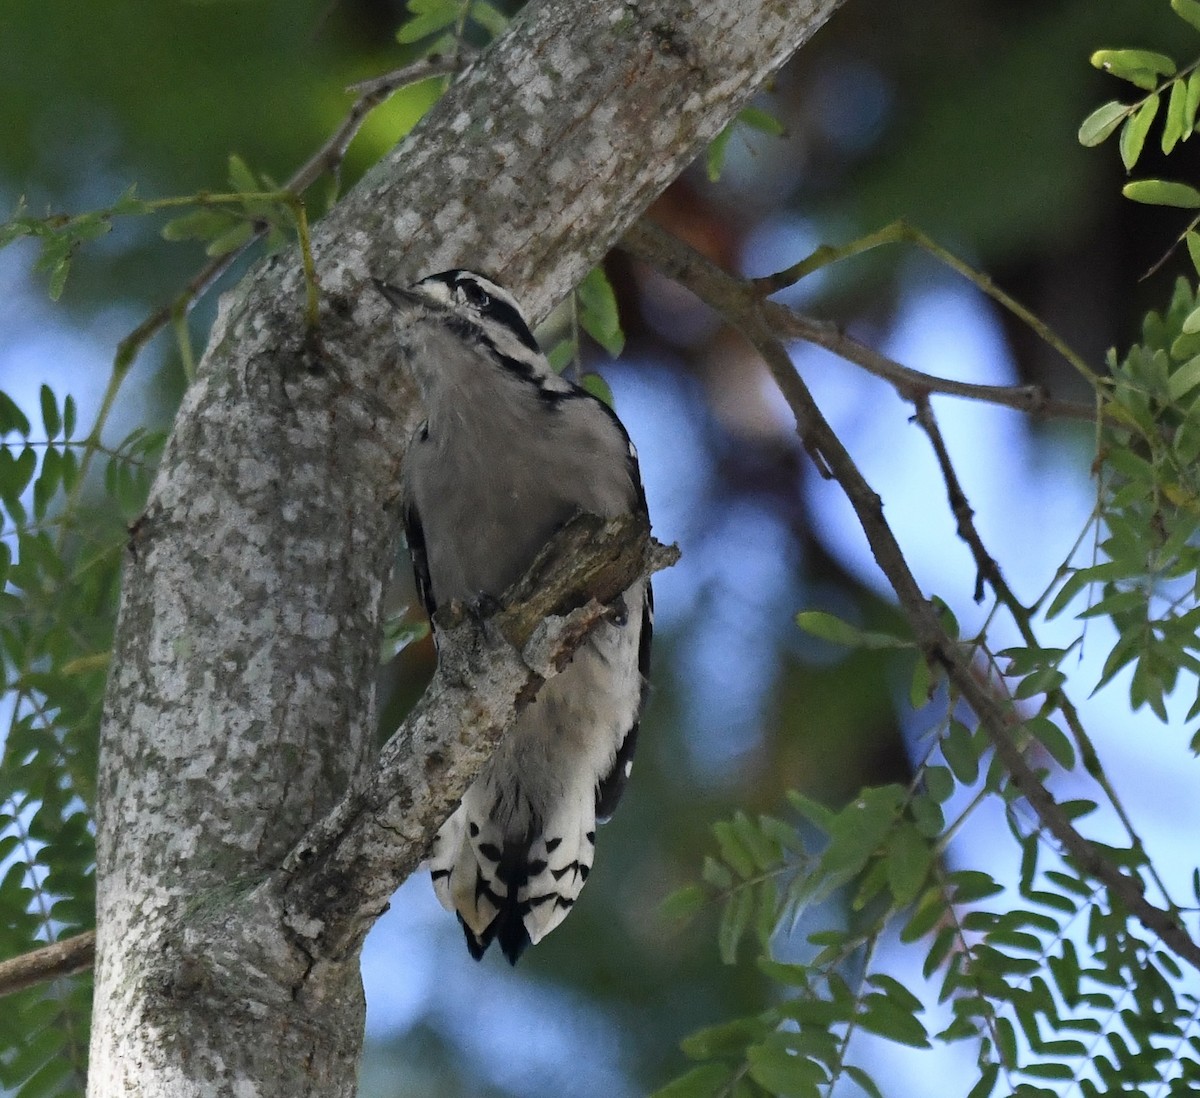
left=469, top=0, right=508, bottom=37
left=581, top=373, right=614, bottom=407
left=717, top=885, right=754, bottom=964
left=681, top=1016, right=771, bottom=1061
left=45, top=252, right=71, bottom=299
left=994, top=1015, right=1018, bottom=1066
left=1188, top=233, right=1200, bottom=279
left=713, top=820, right=757, bottom=879
left=1024, top=717, right=1075, bottom=768
left=161, top=208, right=239, bottom=243
left=650, top=1064, right=731, bottom=1098
left=909, top=653, right=934, bottom=707
left=227, top=153, right=259, bottom=194
left=702, top=855, right=733, bottom=890
left=1183, top=307, right=1200, bottom=336
left=33, top=447, right=62, bottom=520
left=396, top=0, right=460, bottom=44
left=820, top=785, right=906, bottom=879
left=966, top=1065, right=1000, bottom=1098
left=1164, top=78, right=1189, bottom=154
left=545, top=339, right=575, bottom=374
left=923, top=925, right=956, bottom=978
left=1169, top=352, right=1200, bottom=399
left=1044, top=567, right=1096, bottom=620
left=732, top=811, right=784, bottom=872
left=205, top=220, right=255, bottom=257
left=1078, top=100, right=1131, bottom=146
left=1173, top=0, right=1200, bottom=32
left=39, top=385, right=61, bottom=440
left=857, top=995, right=930, bottom=1047
left=949, top=868, right=1004, bottom=902
left=577, top=265, right=625, bottom=357
left=758, top=957, right=816, bottom=990
left=747, top=1037, right=825, bottom=1096
left=923, top=765, right=954, bottom=803
left=706, top=123, right=735, bottom=182
left=62, top=394, right=76, bottom=440
left=867, top=973, right=924, bottom=1014
left=843, top=1066, right=884, bottom=1098
left=0, top=443, right=38, bottom=503
left=942, top=720, right=980, bottom=784
left=0, top=390, right=32, bottom=436
left=786, top=790, right=835, bottom=832
left=738, top=105, right=785, bottom=137
left=1122, top=178, right=1200, bottom=207
left=379, top=614, right=429, bottom=662
left=886, top=823, right=933, bottom=906
left=1189, top=70, right=1200, bottom=134
left=795, top=610, right=910, bottom=650
left=1092, top=49, right=1177, bottom=88
left=913, top=793, right=947, bottom=840
left=1120, top=96, right=1160, bottom=169
left=660, top=884, right=705, bottom=923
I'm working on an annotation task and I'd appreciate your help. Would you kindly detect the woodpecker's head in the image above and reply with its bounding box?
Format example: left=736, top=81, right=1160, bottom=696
left=374, top=269, right=554, bottom=383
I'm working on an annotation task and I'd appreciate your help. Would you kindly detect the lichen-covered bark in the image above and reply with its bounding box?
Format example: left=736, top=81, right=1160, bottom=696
left=88, top=0, right=846, bottom=1094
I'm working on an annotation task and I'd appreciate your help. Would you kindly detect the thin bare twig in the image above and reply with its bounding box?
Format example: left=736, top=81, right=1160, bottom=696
left=912, top=395, right=1177, bottom=911
left=620, top=216, right=1200, bottom=974
left=751, top=218, right=1100, bottom=387
left=765, top=307, right=1099, bottom=423
left=0, top=931, right=95, bottom=998
left=910, top=395, right=1011, bottom=604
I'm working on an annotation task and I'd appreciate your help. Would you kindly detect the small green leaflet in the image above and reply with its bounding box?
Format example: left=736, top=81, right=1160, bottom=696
left=795, top=610, right=911, bottom=650
left=1078, top=101, right=1130, bottom=147
left=577, top=265, right=625, bottom=357
left=1122, top=179, right=1200, bottom=207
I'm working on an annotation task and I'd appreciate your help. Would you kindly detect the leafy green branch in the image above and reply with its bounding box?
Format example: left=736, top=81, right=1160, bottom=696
left=625, top=215, right=1200, bottom=1096
left=1079, top=0, right=1200, bottom=283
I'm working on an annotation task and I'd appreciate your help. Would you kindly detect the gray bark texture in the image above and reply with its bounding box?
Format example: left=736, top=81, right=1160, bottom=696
left=88, top=0, right=844, bottom=1094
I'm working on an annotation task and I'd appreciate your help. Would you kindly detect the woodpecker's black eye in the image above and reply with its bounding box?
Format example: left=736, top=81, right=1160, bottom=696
left=458, top=279, right=491, bottom=310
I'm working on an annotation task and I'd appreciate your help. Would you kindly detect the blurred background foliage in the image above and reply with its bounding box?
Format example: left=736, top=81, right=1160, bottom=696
left=3, top=0, right=1199, bottom=1095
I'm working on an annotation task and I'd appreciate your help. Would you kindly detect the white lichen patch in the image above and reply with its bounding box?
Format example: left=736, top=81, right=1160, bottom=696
left=283, top=911, right=325, bottom=940
left=432, top=200, right=468, bottom=235
left=391, top=209, right=423, bottom=244
left=548, top=37, right=589, bottom=83
left=548, top=158, right=576, bottom=186
left=514, top=69, right=554, bottom=111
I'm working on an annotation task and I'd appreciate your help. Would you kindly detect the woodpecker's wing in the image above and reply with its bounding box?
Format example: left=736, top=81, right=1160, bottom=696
left=595, top=584, right=653, bottom=821
left=592, top=415, right=653, bottom=822
left=402, top=494, right=437, bottom=621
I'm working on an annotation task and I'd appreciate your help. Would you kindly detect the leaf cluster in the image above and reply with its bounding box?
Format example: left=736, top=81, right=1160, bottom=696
left=1047, top=279, right=1200, bottom=722
left=659, top=745, right=1200, bottom=1097
left=396, top=0, right=508, bottom=52
left=1079, top=2, right=1200, bottom=212
left=2, top=386, right=166, bottom=1097
left=0, top=154, right=308, bottom=307
left=706, top=107, right=786, bottom=183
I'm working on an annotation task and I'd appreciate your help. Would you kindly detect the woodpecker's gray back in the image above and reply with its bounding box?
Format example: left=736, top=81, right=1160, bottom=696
left=378, top=270, right=652, bottom=963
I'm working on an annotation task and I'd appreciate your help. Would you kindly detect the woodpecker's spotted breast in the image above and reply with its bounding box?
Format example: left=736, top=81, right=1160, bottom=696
left=376, top=270, right=653, bottom=963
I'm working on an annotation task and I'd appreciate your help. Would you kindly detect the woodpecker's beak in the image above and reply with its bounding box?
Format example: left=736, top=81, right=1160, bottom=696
left=374, top=278, right=432, bottom=311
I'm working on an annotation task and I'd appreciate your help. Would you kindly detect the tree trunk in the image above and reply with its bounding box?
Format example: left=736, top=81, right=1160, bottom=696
left=87, top=0, right=845, bottom=1093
